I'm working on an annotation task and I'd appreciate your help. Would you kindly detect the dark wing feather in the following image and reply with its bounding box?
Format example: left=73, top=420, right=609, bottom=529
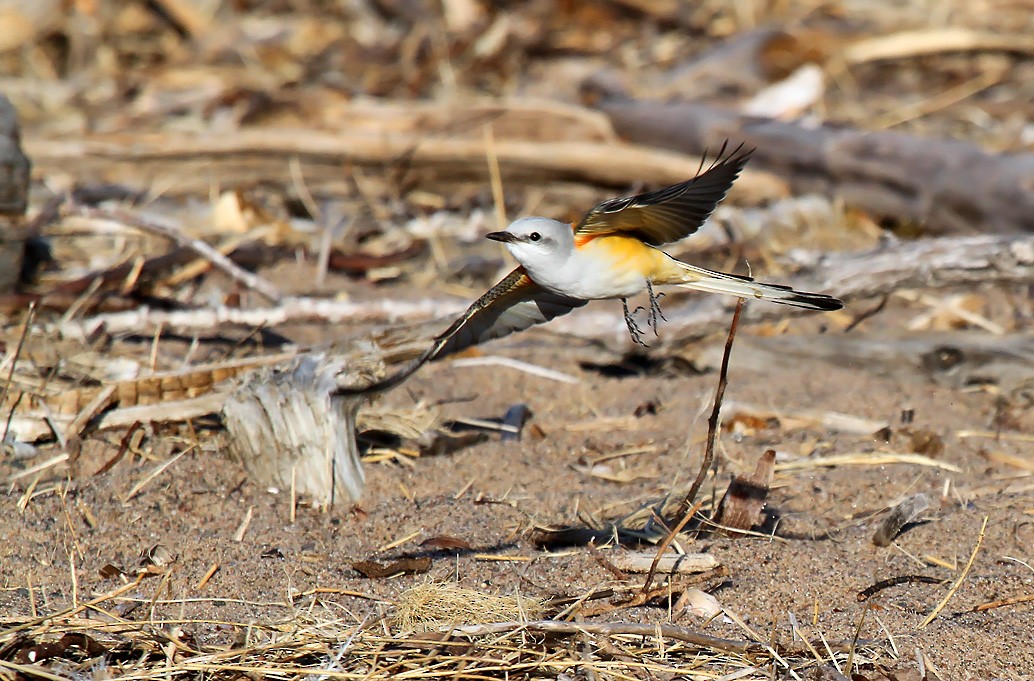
left=338, top=269, right=585, bottom=395
left=575, top=142, right=752, bottom=246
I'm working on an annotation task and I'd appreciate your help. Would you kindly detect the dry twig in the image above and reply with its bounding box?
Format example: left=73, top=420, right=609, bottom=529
left=63, top=205, right=282, bottom=303
left=1, top=301, right=36, bottom=441
left=672, top=298, right=744, bottom=520
left=971, top=592, right=1034, bottom=612
left=919, top=515, right=989, bottom=629
left=447, top=619, right=761, bottom=655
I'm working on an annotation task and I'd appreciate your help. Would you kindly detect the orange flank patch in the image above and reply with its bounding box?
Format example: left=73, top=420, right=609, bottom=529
left=572, top=231, right=598, bottom=248
left=576, top=234, right=678, bottom=281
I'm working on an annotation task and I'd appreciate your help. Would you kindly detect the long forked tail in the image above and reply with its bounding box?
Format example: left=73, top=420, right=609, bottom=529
left=672, top=261, right=843, bottom=311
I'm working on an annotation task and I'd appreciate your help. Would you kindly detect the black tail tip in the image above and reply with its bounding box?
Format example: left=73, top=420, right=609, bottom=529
left=795, top=293, right=844, bottom=311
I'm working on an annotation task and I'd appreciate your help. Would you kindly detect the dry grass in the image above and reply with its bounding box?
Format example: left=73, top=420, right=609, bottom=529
left=0, top=581, right=884, bottom=680
left=393, top=582, right=546, bottom=632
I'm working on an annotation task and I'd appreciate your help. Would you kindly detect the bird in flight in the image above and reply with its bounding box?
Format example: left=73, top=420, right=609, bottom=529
left=341, top=143, right=842, bottom=395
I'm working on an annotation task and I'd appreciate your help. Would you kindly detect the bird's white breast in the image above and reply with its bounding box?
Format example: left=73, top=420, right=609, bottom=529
left=523, top=239, right=651, bottom=300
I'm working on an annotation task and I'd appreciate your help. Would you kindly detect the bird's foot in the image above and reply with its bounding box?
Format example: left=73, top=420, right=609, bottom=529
left=622, top=298, right=648, bottom=347
left=645, top=281, right=667, bottom=336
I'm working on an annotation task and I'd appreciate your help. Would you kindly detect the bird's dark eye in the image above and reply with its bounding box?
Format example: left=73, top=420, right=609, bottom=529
left=529, top=232, right=541, bottom=242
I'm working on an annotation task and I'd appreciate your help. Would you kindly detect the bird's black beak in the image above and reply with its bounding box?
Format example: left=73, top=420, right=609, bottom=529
left=486, top=231, right=517, bottom=243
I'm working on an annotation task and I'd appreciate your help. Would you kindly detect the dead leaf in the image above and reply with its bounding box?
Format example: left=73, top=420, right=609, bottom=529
left=725, top=411, right=779, bottom=434
left=674, top=588, right=723, bottom=621
left=141, top=544, right=176, bottom=569
left=352, top=557, right=432, bottom=578
left=712, top=449, right=775, bottom=534
left=58, top=633, right=108, bottom=657
left=99, top=563, right=127, bottom=579
left=420, top=535, right=473, bottom=551
left=328, top=241, right=427, bottom=276
left=14, top=641, right=66, bottom=665
left=907, top=429, right=945, bottom=458
left=211, top=191, right=252, bottom=234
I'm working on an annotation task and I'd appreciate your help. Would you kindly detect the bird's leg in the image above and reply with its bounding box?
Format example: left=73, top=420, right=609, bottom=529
left=645, top=280, right=667, bottom=336
left=621, top=298, right=647, bottom=346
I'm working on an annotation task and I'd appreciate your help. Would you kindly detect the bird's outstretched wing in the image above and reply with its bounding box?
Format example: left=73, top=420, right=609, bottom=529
left=338, top=268, right=586, bottom=395
left=575, top=142, right=752, bottom=246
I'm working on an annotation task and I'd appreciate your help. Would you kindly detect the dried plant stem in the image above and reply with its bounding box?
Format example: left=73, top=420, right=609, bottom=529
left=642, top=500, right=704, bottom=594
left=0, top=658, right=69, bottom=681
left=845, top=600, right=870, bottom=676
left=843, top=28, right=1034, bottom=65
left=918, top=515, right=989, bottom=629
left=122, top=447, right=193, bottom=503
left=4, top=573, right=145, bottom=635
left=483, top=125, right=507, bottom=230
left=446, top=619, right=761, bottom=655
left=673, top=298, right=744, bottom=520
left=1, top=301, right=37, bottom=441
left=972, top=592, right=1034, bottom=612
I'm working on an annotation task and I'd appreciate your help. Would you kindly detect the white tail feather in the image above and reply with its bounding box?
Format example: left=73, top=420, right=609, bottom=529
left=673, top=262, right=841, bottom=311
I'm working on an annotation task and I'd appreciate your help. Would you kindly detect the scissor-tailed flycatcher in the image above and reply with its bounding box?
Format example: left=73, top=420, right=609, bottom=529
left=342, top=144, right=842, bottom=395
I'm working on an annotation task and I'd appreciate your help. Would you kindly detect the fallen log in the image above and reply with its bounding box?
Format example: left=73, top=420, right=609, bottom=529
left=593, top=98, right=1034, bottom=235
left=24, top=126, right=784, bottom=202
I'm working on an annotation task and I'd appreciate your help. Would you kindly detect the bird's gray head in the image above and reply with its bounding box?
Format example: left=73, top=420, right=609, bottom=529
left=485, top=217, right=573, bottom=266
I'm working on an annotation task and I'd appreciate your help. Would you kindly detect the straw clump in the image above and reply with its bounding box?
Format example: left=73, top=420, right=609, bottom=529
left=394, top=582, right=546, bottom=632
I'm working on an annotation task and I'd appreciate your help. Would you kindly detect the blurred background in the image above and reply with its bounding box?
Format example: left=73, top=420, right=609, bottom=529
left=1, top=0, right=1031, bottom=364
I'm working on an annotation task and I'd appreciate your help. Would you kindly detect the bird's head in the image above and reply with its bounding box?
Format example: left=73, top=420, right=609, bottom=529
left=486, top=217, right=573, bottom=266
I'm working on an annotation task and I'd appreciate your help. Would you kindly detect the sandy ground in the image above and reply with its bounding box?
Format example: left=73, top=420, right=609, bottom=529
left=2, top=266, right=1032, bottom=679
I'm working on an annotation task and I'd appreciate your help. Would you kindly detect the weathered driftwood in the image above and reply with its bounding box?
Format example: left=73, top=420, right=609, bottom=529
left=5, top=354, right=294, bottom=442
left=58, top=296, right=466, bottom=340
left=610, top=552, right=719, bottom=575
left=594, top=99, right=1034, bottom=234
left=6, top=346, right=393, bottom=505
left=223, top=353, right=379, bottom=506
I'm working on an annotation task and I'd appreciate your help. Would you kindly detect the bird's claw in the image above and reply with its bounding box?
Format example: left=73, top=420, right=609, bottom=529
left=645, top=282, right=667, bottom=337
left=623, top=287, right=667, bottom=346
left=622, top=298, right=649, bottom=347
